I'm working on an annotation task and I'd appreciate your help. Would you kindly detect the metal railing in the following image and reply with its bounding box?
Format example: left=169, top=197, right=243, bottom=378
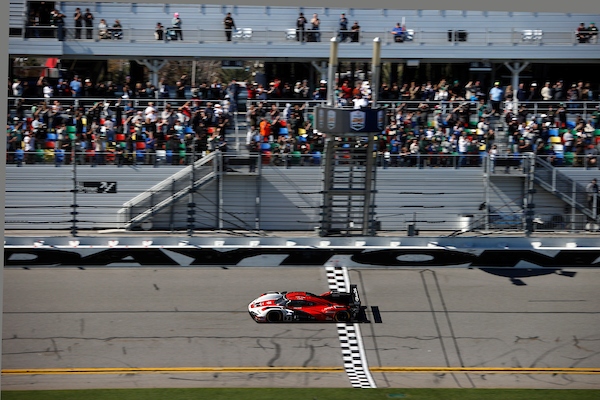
left=118, top=152, right=218, bottom=229
left=13, top=26, right=599, bottom=47
left=7, top=150, right=599, bottom=171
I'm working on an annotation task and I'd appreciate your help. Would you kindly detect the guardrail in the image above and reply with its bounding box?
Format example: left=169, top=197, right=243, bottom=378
left=8, top=97, right=600, bottom=117
left=14, top=26, right=599, bottom=47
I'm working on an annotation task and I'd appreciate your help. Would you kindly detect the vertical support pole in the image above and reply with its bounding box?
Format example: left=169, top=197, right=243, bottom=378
left=503, top=61, right=529, bottom=115
left=484, top=157, right=490, bottom=231
left=217, top=151, right=224, bottom=230
left=327, top=37, right=339, bottom=107
left=371, top=37, right=381, bottom=105
left=187, top=139, right=196, bottom=237
left=570, top=180, right=576, bottom=233
left=362, top=134, right=376, bottom=235
left=254, top=153, right=263, bottom=231
left=524, top=154, right=535, bottom=236
left=511, top=62, right=521, bottom=113
left=320, top=139, right=335, bottom=236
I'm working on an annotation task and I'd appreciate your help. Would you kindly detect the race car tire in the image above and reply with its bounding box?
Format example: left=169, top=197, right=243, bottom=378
left=266, top=310, right=283, bottom=322
left=334, top=310, right=351, bottom=322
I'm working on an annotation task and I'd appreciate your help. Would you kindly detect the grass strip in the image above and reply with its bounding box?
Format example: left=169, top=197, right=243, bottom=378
left=2, top=388, right=600, bottom=400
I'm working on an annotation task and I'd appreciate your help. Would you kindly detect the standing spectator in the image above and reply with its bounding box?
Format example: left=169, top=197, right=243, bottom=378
left=226, top=78, right=240, bottom=112
left=155, top=22, right=164, bottom=40
left=591, top=105, right=600, bottom=129
left=11, top=78, right=23, bottom=97
left=172, top=12, right=183, bottom=41
left=588, top=22, right=598, bottom=43
left=297, top=80, right=310, bottom=99
left=576, top=22, right=589, bottom=43
left=585, top=145, right=599, bottom=169
left=84, top=8, right=94, bottom=39
left=567, top=83, right=580, bottom=108
left=42, top=78, right=54, bottom=99
left=51, top=9, right=66, bottom=41
left=586, top=178, right=598, bottom=209
left=540, top=82, right=553, bottom=101
left=55, top=78, right=69, bottom=97
left=516, top=83, right=527, bottom=102
left=73, top=7, right=83, bottom=39
left=553, top=80, right=565, bottom=100
left=310, top=13, right=321, bottom=42
left=296, top=12, right=306, bottom=42
left=527, top=83, right=538, bottom=101
left=26, top=10, right=41, bottom=38
left=350, top=21, right=360, bottom=42
left=489, top=82, right=503, bottom=116
left=69, top=75, right=82, bottom=97
left=83, top=78, right=95, bottom=97
left=175, top=80, right=186, bottom=99
left=159, top=78, right=170, bottom=99
left=338, top=13, right=348, bottom=42
left=23, top=131, right=35, bottom=164
left=224, top=12, right=236, bottom=42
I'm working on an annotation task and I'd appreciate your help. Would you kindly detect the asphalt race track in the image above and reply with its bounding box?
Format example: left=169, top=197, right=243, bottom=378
left=2, top=266, right=600, bottom=390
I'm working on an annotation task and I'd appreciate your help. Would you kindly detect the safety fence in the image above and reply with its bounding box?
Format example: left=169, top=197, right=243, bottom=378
left=5, top=152, right=599, bottom=234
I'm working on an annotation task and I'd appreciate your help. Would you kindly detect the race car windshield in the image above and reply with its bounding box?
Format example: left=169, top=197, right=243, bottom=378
left=255, top=293, right=286, bottom=306
left=276, top=297, right=287, bottom=306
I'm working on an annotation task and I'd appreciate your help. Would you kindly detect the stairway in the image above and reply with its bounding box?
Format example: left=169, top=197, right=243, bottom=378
left=533, top=157, right=599, bottom=222
left=320, top=138, right=378, bottom=236
left=118, top=152, right=219, bottom=230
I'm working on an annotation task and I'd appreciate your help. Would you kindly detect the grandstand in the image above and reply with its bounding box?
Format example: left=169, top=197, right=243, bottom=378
left=6, top=2, right=600, bottom=236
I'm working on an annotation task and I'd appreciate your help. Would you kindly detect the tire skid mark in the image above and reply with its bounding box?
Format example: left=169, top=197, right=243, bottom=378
left=420, top=269, right=475, bottom=388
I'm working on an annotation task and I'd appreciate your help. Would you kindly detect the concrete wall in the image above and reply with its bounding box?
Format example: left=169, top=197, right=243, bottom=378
left=6, top=163, right=598, bottom=232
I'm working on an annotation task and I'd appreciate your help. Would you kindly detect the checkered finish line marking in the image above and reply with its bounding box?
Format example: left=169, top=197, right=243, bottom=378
left=326, top=265, right=377, bottom=389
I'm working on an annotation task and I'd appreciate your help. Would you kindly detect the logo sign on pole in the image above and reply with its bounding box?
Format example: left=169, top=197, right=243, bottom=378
left=315, top=106, right=384, bottom=135
left=377, top=110, right=385, bottom=130
left=77, top=181, right=118, bottom=194
left=327, top=109, right=336, bottom=130
left=350, top=110, right=366, bottom=131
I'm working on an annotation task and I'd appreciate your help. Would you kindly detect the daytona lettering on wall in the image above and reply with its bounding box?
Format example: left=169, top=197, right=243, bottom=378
left=4, top=247, right=600, bottom=268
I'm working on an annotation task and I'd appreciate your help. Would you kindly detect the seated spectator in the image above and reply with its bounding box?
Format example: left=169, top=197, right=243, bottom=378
left=391, top=22, right=405, bottom=42
left=155, top=22, right=164, bottom=40
left=110, top=19, right=123, bottom=39
left=350, top=21, right=360, bottom=42
left=98, top=19, right=110, bottom=39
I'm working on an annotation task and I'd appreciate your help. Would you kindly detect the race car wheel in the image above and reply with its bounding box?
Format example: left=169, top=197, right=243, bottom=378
left=266, top=310, right=283, bottom=322
left=334, top=310, right=351, bottom=322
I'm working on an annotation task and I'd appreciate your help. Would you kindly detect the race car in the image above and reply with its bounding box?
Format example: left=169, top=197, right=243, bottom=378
left=248, top=284, right=368, bottom=323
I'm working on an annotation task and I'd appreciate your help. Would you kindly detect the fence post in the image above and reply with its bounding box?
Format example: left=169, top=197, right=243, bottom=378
left=70, top=139, right=78, bottom=236
left=187, top=140, right=197, bottom=236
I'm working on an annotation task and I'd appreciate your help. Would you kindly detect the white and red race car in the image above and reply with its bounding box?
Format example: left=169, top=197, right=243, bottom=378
left=248, top=285, right=367, bottom=323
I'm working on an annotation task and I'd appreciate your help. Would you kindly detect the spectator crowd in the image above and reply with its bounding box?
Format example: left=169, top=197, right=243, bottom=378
left=6, top=71, right=600, bottom=169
